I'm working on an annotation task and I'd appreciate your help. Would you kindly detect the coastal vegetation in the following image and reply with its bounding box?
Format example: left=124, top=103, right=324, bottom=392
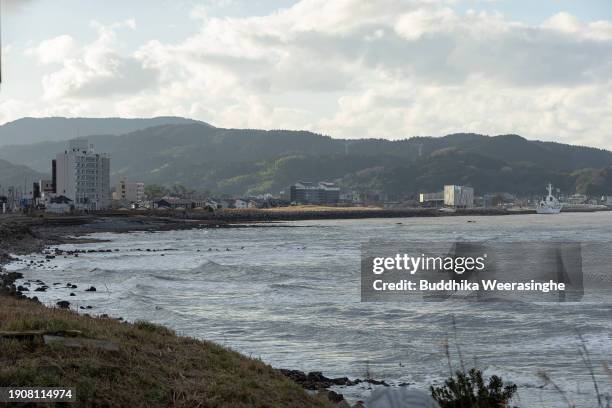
left=0, top=295, right=333, bottom=407
left=430, top=368, right=517, bottom=408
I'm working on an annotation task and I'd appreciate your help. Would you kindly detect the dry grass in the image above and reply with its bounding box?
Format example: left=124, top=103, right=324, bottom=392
left=0, top=296, right=333, bottom=407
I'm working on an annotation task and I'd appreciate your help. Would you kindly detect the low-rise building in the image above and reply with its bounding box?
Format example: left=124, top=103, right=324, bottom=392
left=567, top=194, right=588, bottom=205
left=419, top=191, right=444, bottom=207
left=154, top=197, right=209, bottom=210
left=46, top=195, right=73, bottom=214
left=444, top=185, right=474, bottom=208
left=234, top=199, right=248, bottom=209
left=39, top=179, right=55, bottom=200
left=116, top=179, right=145, bottom=203
left=483, top=192, right=516, bottom=208
left=289, top=181, right=340, bottom=205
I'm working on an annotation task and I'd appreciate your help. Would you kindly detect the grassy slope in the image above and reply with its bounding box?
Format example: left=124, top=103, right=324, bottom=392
left=0, top=296, right=332, bottom=407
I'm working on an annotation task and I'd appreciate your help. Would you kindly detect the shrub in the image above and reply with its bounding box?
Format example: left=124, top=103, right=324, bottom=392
left=431, top=368, right=517, bottom=408
left=134, top=320, right=175, bottom=336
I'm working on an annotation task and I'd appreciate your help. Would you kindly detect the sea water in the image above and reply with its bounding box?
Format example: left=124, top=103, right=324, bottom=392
left=8, top=212, right=612, bottom=407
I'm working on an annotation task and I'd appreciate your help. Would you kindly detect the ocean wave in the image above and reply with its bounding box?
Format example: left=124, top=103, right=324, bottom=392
left=181, top=261, right=293, bottom=282
left=269, top=283, right=316, bottom=291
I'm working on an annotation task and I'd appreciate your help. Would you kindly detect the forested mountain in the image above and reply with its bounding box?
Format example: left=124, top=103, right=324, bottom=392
left=1, top=120, right=612, bottom=198
left=0, top=159, right=47, bottom=194
left=0, top=116, right=205, bottom=146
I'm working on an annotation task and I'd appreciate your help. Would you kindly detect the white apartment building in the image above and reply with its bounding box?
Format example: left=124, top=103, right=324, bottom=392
left=116, top=179, right=145, bottom=203
left=55, top=139, right=111, bottom=210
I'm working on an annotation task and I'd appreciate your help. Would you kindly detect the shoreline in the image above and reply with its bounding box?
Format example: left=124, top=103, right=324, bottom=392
left=0, top=207, right=543, bottom=265
left=2, top=211, right=607, bottom=406
left=104, top=206, right=536, bottom=222
left=0, top=214, right=384, bottom=407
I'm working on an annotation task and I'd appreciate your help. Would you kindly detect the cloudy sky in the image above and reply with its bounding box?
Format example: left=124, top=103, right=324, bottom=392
left=2, top=0, right=612, bottom=148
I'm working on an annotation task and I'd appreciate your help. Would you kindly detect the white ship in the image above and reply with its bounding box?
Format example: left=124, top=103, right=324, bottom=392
left=536, top=183, right=563, bottom=214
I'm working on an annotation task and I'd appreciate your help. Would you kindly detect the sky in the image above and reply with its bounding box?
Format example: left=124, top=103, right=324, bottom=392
left=1, top=0, right=612, bottom=148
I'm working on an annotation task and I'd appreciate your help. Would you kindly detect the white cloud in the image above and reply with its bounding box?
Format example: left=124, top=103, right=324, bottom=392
left=31, top=19, right=155, bottom=100
left=543, top=12, right=612, bottom=41
left=5, top=1, right=612, bottom=150
left=25, top=35, right=78, bottom=64
left=120, top=0, right=612, bottom=148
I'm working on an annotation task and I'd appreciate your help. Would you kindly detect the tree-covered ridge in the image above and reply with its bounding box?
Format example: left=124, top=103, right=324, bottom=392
left=1, top=120, right=612, bottom=197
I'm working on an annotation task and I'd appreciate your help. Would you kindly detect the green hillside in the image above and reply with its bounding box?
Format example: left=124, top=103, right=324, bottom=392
left=1, top=120, right=612, bottom=197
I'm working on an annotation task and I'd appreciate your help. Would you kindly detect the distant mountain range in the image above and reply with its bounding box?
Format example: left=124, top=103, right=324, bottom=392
left=1, top=117, right=611, bottom=198
left=0, top=158, right=47, bottom=193
left=0, top=116, right=205, bottom=147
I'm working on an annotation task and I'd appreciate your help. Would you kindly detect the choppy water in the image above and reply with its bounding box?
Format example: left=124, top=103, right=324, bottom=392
left=8, top=213, right=612, bottom=407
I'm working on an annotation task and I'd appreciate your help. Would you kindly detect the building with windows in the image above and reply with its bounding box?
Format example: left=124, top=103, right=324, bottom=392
left=419, top=191, right=444, bottom=207
left=115, top=179, right=145, bottom=203
left=290, top=181, right=340, bottom=204
left=443, top=185, right=474, bottom=208
left=55, top=139, right=110, bottom=210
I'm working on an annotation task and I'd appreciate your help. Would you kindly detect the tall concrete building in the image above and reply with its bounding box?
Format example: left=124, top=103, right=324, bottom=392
left=55, top=139, right=110, bottom=210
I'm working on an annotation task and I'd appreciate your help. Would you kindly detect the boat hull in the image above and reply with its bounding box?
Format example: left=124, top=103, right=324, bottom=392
left=536, top=206, right=562, bottom=214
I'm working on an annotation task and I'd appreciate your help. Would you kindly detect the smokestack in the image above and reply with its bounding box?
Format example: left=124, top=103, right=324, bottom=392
left=52, top=159, right=57, bottom=193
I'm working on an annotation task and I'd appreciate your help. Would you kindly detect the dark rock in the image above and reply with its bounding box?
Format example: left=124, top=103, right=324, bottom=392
left=325, top=390, right=344, bottom=403
left=85, top=286, right=97, bottom=292
left=69, top=292, right=76, bottom=296
left=56, top=300, right=70, bottom=309
left=365, top=378, right=389, bottom=386
left=17, top=285, right=28, bottom=292
left=34, top=287, right=47, bottom=292
left=279, top=370, right=360, bottom=390
left=280, top=369, right=385, bottom=391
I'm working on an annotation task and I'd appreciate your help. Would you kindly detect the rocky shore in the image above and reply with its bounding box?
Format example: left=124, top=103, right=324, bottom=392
left=0, top=214, right=390, bottom=407
left=105, top=206, right=533, bottom=222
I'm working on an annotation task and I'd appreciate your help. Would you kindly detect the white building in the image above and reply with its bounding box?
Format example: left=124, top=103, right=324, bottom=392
left=46, top=196, right=73, bottom=214
left=419, top=191, right=444, bottom=206
left=55, top=139, right=110, bottom=210
left=116, top=179, right=145, bottom=203
left=444, top=185, right=474, bottom=208
left=234, top=199, right=248, bottom=209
